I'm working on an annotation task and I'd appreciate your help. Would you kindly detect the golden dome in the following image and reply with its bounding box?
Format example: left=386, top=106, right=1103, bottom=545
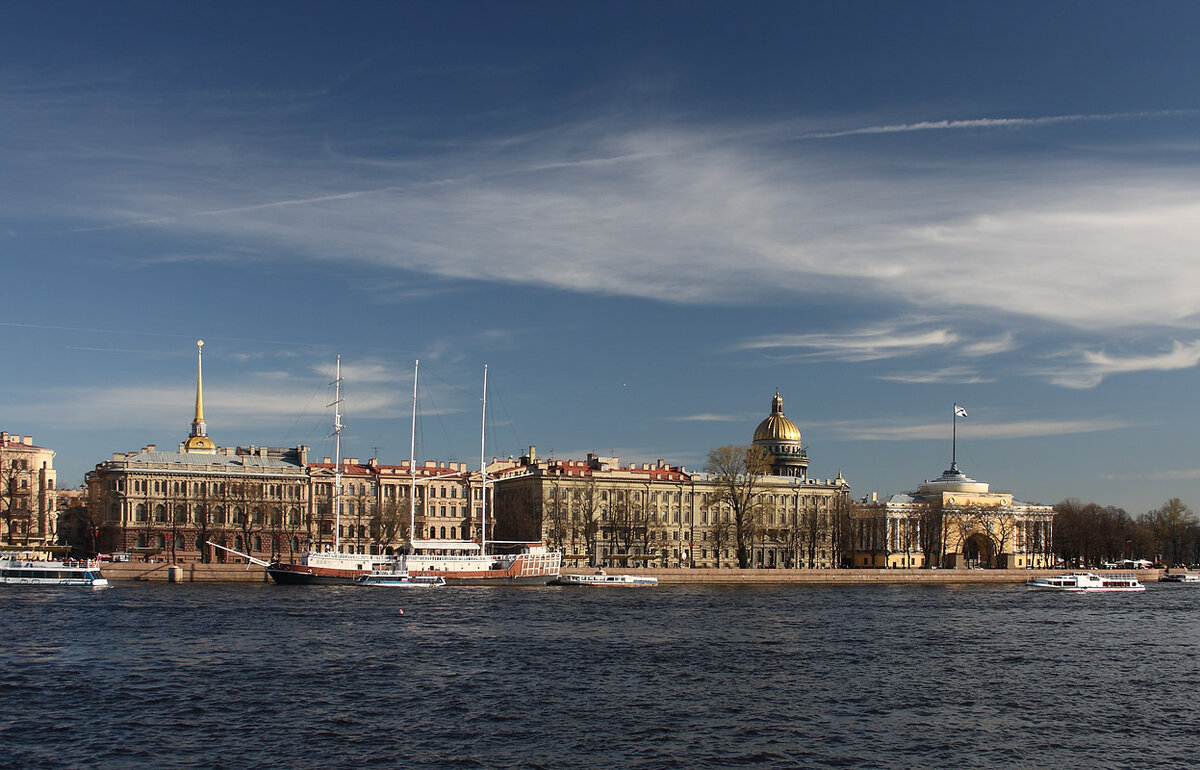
left=753, top=391, right=802, bottom=442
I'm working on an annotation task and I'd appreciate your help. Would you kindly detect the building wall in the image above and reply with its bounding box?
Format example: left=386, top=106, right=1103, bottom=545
left=850, top=497, right=1055, bottom=569
left=492, top=449, right=850, bottom=569
left=86, top=445, right=310, bottom=562
left=305, top=458, right=486, bottom=555
left=0, top=432, right=58, bottom=547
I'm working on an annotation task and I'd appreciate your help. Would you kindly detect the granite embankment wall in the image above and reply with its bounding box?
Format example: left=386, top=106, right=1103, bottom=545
left=563, top=568, right=1169, bottom=585
left=99, top=562, right=1169, bottom=584
left=101, top=561, right=269, bottom=583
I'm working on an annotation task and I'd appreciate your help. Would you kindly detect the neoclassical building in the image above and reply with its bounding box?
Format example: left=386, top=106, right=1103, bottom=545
left=849, top=463, right=1055, bottom=569
left=87, top=342, right=312, bottom=561
left=491, top=392, right=851, bottom=569
left=86, top=342, right=496, bottom=561
left=0, top=431, right=58, bottom=547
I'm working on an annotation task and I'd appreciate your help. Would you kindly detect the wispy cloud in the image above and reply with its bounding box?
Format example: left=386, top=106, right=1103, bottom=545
left=9, top=82, right=1200, bottom=361
left=1048, top=340, right=1200, bottom=388
left=666, top=413, right=746, bottom=423
left=735, top=327, right=957, bottom=362
left=834, top=418, right=1130, bottom=441
left=876, top=366, right=994, bottom=385
left=799, top=109, right=1198, bottom=139
left=1102, top=468, right=1200, bottom=481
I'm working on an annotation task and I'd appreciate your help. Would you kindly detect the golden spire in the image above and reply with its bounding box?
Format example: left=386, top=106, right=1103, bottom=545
left=183, top=339, right=216, bottom=453
left=194, top=339, right=205, bottom=423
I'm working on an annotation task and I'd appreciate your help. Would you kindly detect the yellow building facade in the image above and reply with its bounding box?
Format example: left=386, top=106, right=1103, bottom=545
left=849, top=464, right=1054, bottom=569
left=492, top=392, right=851, bottom=569
left=0, top=431, right=58, bottom=547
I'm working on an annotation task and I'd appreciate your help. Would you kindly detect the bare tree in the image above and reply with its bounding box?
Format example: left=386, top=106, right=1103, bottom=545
left=917, top=501, right=945, bottom=568
left=828, top=494, right=853, bottom=568
left=578, top=478, right=602, bottom=566
left=707, top=505, right=736, bottom=569
left=372, top=498, right=405, bottom=553
left=706, top=445, right=772, bottom=569
left=544, top=483, right=570, bottom=553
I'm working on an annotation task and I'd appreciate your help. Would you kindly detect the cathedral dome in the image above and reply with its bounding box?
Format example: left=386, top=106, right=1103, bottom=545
left=753, top=391, right=802, bottom=442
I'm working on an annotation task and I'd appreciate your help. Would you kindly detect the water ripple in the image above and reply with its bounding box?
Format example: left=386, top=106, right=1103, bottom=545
left=2, top=583, right=1199, bottom=768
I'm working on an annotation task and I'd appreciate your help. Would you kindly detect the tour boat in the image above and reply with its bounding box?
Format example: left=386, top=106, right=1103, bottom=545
left=1026, top=572, right=1145, bottom=592
left=1159, top=572, right=1200, bottom=583
left=0, top=551, right=110, bottom=588
left=355, top=571, right=446, bottom=587
left=550, top=572, right=659, bottom=586
left=265, top=359, right=561, bottom=587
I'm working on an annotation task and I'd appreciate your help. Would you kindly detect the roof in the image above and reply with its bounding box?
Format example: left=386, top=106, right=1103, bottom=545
left=111, top=450, right=304, bottom=472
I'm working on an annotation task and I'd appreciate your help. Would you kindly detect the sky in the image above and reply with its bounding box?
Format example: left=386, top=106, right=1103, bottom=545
left=3, top=1, right=1200, bottom=515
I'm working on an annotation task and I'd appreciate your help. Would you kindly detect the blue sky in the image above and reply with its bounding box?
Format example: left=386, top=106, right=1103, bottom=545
left=3, top=2, right=1200, bottom=514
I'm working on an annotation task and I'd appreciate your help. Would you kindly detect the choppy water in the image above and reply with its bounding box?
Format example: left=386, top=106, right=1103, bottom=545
left=2, top=581, right=1199, bottom=769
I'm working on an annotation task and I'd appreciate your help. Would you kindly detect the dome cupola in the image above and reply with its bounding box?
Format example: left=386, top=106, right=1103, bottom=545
left=752, top=391, right=808, bottom=478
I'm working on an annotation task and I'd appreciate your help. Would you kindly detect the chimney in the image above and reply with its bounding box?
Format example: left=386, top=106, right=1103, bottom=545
left=23, top=436, right=33, bottom=446
left=528, top=446, right=536, bottom=463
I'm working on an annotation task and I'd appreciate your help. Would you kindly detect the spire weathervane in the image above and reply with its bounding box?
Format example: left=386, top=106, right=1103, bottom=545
left=183, top=339, right=216, bottom=453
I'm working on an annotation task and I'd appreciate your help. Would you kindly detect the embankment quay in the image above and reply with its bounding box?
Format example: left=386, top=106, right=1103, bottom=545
left=97, top=562, right=1173, bottom=584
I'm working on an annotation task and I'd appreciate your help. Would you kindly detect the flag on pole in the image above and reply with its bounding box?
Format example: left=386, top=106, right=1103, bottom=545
left=954, top=404, right=968, bottom=418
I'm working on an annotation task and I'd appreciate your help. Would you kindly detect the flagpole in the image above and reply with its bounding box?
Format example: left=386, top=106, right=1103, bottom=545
left=952, top=404, right=957, bottom=471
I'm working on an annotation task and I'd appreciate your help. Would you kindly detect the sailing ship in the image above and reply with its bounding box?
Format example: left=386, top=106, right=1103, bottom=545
left=265, top=359, right=560, bottom=586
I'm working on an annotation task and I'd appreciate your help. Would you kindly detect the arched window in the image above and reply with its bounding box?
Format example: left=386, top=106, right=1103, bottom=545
left=253, top=535, right=262, bottom=551
left=154, top=504, right=166, bottom=522
left=289, top=508, right=300, bottom=526
left=292, top=536, right=300, bottom=552
left=429, top=526, right=436, bottom=539
left=136, top=533, right=147, bottom=548
left=175, top=505, right=187, bottom=523
left=135, top=504, right=147, bottom=522
left=214, top=506, right=226, bottom=525
left=440, top=526, right=446, bottom=539
left=234, top=535, right=244, bottom=551
left=450, top=526, right=457, bottom=540
left=155, top=534, right=165, bottom=549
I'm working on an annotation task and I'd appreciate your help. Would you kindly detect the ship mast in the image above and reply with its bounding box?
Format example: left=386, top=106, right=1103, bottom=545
left=409, top=359, right=419, bottom=551
left=330, top=356, right=344, bottom=553
left=480, top=364, right=488, bottom=555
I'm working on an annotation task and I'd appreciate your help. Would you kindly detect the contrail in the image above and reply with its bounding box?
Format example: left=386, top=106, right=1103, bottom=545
left=802, top=109, right=1197, bottom=139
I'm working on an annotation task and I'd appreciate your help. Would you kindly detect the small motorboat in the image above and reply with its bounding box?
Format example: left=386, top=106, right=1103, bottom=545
left=1026, top=572, right=1145, bottom=592
left=1159, top=572, right=1200, bottom=583
left=549, top=571, right=659, bottom=587
left=355, top=572, right=446, bottom=587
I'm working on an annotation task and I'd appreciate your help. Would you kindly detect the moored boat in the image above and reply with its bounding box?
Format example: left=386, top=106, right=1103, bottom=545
left=550, top=571, right=659, bottom=586
left=1026, top=572, right=1145, bottom=592
left=356, top=571, right=446, bottom=587
left=265, top=359, right=561, bottom=586
left=0, top=551, right=110, bottom=588
left=1159, top=572, right=1200, bottom=583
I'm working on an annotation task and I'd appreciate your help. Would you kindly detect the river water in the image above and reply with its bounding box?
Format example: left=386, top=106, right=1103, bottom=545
left=3, top=581, right=1198, bottom=768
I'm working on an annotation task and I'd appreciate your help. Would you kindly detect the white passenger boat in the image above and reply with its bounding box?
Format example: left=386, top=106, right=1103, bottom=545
left=1159, top=572, right=1200, bottom=583
left=0, top=551, right=110, bottom=588
left=1026, top=572, right=1145, bottom=592
left=551, top=572, right=659, bottom=586
left=355, top=572, right=446, bottom=587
